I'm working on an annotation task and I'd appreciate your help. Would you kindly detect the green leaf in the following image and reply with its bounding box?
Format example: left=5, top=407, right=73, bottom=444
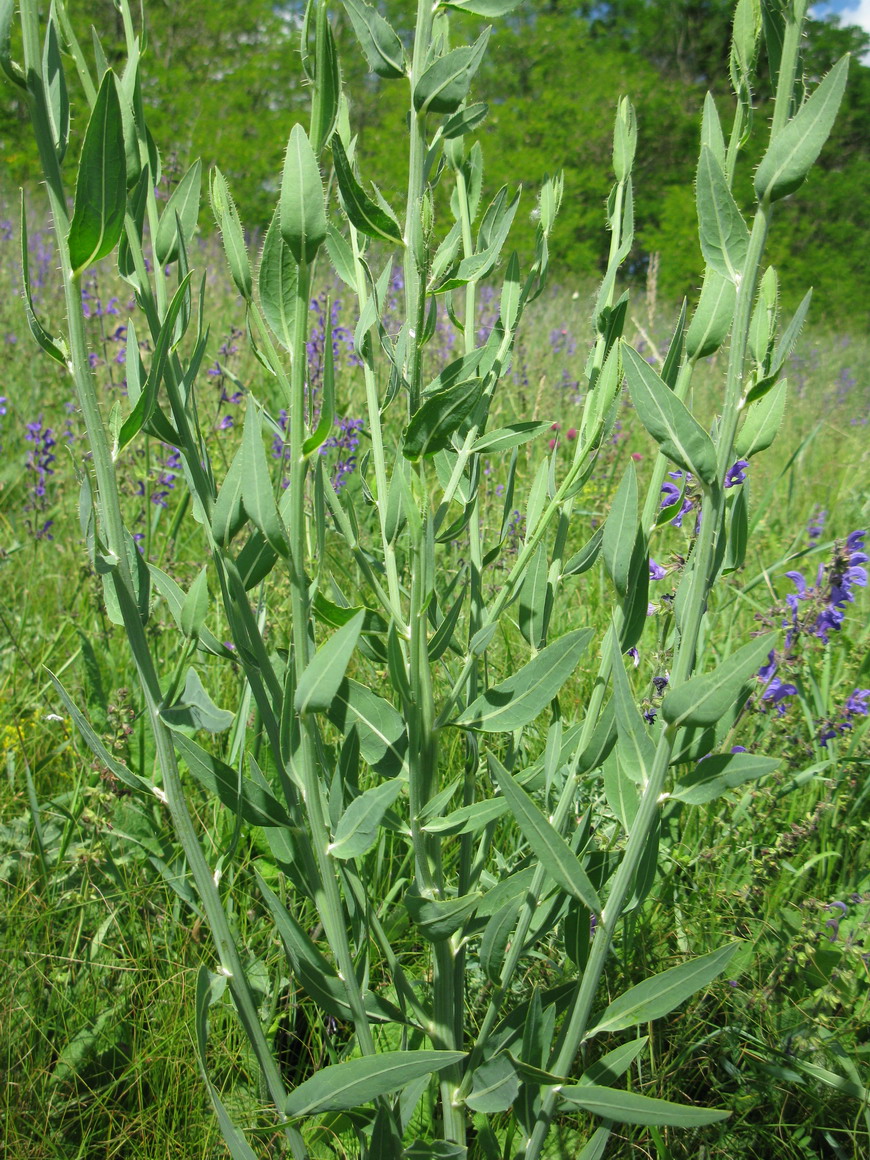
left=241, top=402, right=288, bottom=558
left=195, top=970, right=261, bottom=1160
left=557, top=1085, right=729, bottom=1127
left=258, top=206, right=298, bottom=351
left=519, top=543, right=550, bottom=649
left=696, top=145, right=749, bottom=284
left=280, top=123, right=327, bottom=265
left=309, top=8, right=340, bottom=155
left=735, top=379, right=788, bottom=459
left=464, top=1054, right=520, bottom=1113
left=579, top=1038, right=648, bottom=1087
left=284, top=1052, right=465, bottom=1117
left=443, top=101, right=489, bottom=141
left=209, top=167, right=252, bottom=301
left=43, top=14, right=69, bottom=162
left=295, top=612, right=365, bottom=716
left=673, top=752, right=778, bottom=805
left=340, top=0, right=405, bottom=79
left=610, top=634, right=656, bottom=785
left=587, top=944, right=739, bottom=1037
left=155, top=159, right=202, bottom=265
left=211, top=450, right=248, bottom=553
left=755, top=55, right=849, bottom=203
left=612, top=95, right=636, bottom=183
left=563, top=526, right=604, bottom=579
left=472, top=421, right=552, bottom=454
left=405, top=888, right=482, bottom=942
left=444, top=0, right=522, bottom=15
left=422, top=796, right=507, bottom=836
left=174, top=735, right=291, bottom=828
left=413, top=30, right=491, bottom=116
left=1, top=0, right=25, bottom=88
left=180, top=567, right=209, bottom=640
left=148, top=565, right=234, bottom=658
left=457, top=629, right=594, bottom=733
left=489, top=754, right=600, bottom=912
left=602, top=464, right=638, bottom=598
left=258, top=874, right=407, bottom=1026
left=67, top=70, right=126, bottom=277
left=331, top=134, right=403, bottom=246
left=685, top=267, right=735, bottom=361
left=47, top=669, right=151, bottom=795
left=622, top=344, right=718, bottom=486
left=117, top=273, right=193, bottom=453
left=160, top=669, right=234, bottom=734
left=19, top=193, right=67, bottom=365
left=325, top=223, right=356, bottom=290
left=328, top=776, right=403, bottom=859
left=403, top=379, right=483, bottom=461
left=327, top=678, right=407, bottom=775
left=662, top=632, right=777, bottom=728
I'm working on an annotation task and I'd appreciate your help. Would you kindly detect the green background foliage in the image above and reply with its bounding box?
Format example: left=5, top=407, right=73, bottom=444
left=2, top=0, right=866, bottom=320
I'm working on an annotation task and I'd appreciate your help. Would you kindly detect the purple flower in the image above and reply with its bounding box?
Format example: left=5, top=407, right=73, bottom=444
left=652, top=674, right=669, bottom=693
left=724, top=459, right=749, bottom=488
left=807, top=506, right=827, bottom=542
left=649, top=557, right=667, bottom=581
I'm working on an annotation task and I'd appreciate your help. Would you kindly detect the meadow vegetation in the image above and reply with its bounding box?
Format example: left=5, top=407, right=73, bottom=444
left=0, top=1, right=868, bottom=1158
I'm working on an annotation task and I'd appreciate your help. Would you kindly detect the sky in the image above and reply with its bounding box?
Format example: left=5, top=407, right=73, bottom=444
left=811, top=0, right=870, bottom=38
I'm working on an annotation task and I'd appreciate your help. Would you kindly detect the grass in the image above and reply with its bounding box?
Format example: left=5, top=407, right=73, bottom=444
left=1, top=198, right=869, bottom=1158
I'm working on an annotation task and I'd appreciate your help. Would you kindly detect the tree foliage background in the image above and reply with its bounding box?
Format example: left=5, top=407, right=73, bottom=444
left=1, top=0, right=867, bottom=322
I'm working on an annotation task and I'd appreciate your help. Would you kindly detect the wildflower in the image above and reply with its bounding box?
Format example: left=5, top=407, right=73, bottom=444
left=724, top=459, right=748, bottom=488
left=807, top=506, right=827, bottom=542
left=649, top=557, right=666, bottom=581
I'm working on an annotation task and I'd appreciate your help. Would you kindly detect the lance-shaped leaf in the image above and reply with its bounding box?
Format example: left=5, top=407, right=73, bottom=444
left=174, top=734, right=291, bottom=828
left=735, top=379, right=788, bottom=459
left=327, top=678, right=407, bottom=773
left=686, top=266, right=736, bottom=361
left=328, top=776, right=403, bottom=859
left=673, top=752, right=779, bottom=805
left=519, top=543, right=550, bottom=649
left=155, top=159, right=202, bottom=265
left=489, top=754, right=600, bottom=912
left=587, top=943, right=738, bottom=1037
left=602, top=463, right=637, bottom=598
left=457, top=628, right=594, bottom=733
left=285, top=1052, right=465, bottom=1117
left=444, top=0, right=522, bottom=15
left=258, top=206, right=298, bottom=351
left=209, top=167, right=252, bottom=301
left=160, top=669, right=234, bottom=734
left=413, top=30, right=491, bottom=116
left=340, top=0, right=404, bottom=78
left=405, top=888, right=482, bottom=942
left=48, top=669, right=151, bottom=795
left=563, top=526, right=604, bottom=579
left=67, top=69, right=126, bottom=277
left=280, top=124, right=327, bottom=265
left=240, top=403, right=288, bottom=557
left=43, top=15, right=69, bottom=162
left=610, top=634, right=655, bottom=785
left=557, top=1085, right=729, bottom=1127
left=403, top=379, right=483, bottom=461
left=756, top=55, right=849, bottom=203
left=331, top=134, right=403, bottom=245
left=20, top=194, right=67, bottom=365
left=1, top=0, right=25, bottom=88
left=472, top=421, right=552, bottom=454
left=578, top=1038, right=649, bottom=1088
left=662, top=631, right=777, bottom=728
left=117, top=273, right=193, bottom=453
left=295, top=611, right=365, bottom=716
left=464, top=1054, right=520, bottom=1113
left=195, top=970, right=262, bottom=1160
left=258, top=874, right=408, bottom=1026
left=622, top=344, right=718, bottom=487
left=696, top=145, right=749, bottom=284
